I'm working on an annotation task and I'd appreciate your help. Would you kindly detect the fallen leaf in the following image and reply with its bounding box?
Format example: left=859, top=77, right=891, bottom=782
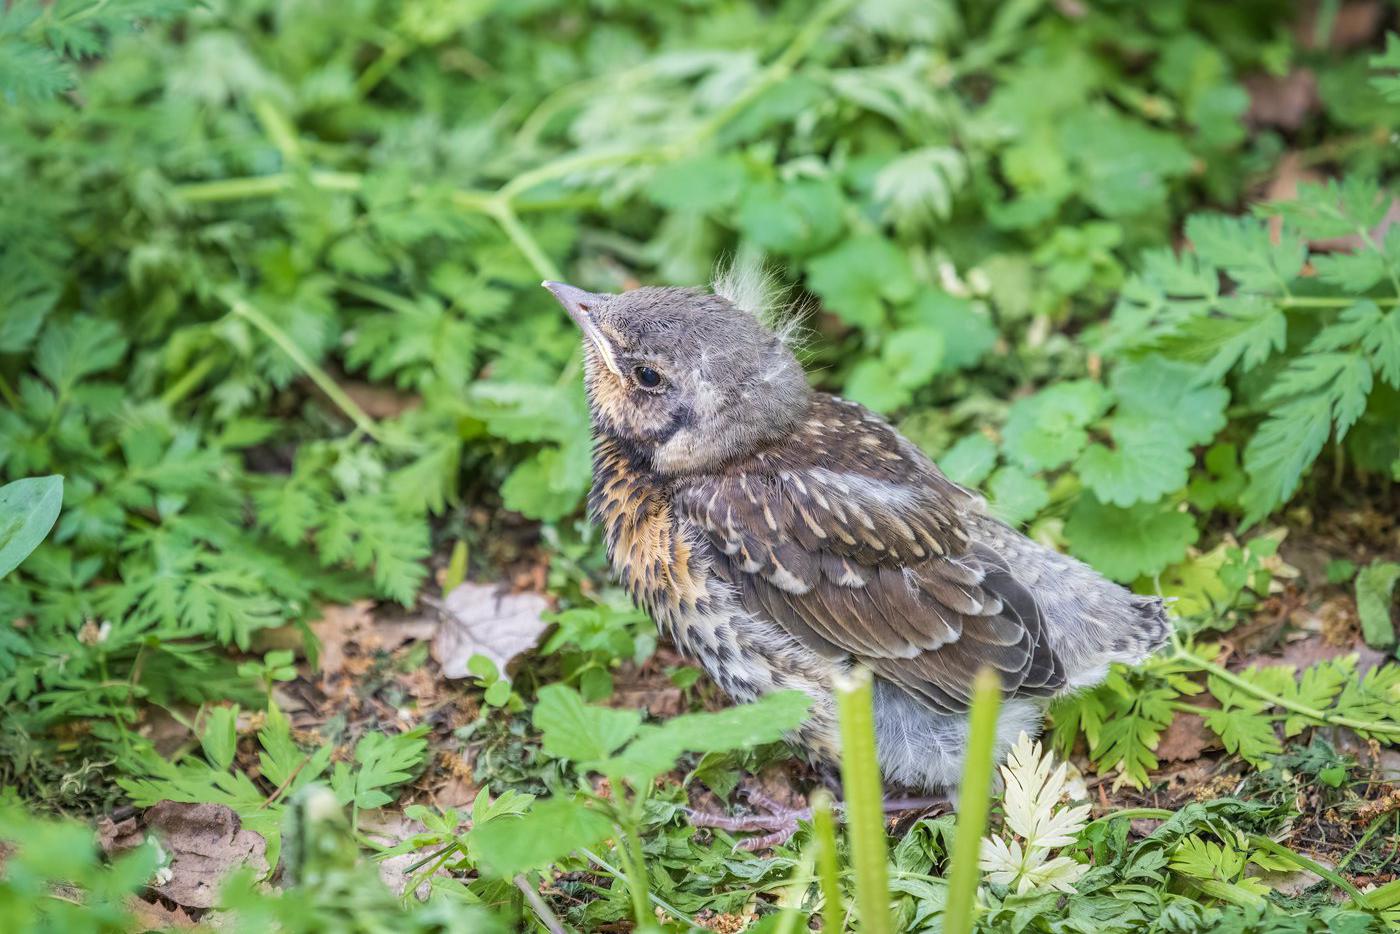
left=1244, top=70, right=1319, bottom=130
left=309, top=602, right=438, bottom=676
left=142, top=802, right=268, bottom=910
left=610, top=688, right=685, bottom=719
left=337, top=380, right=422, bottom=419
left=431, top=583, right=549, bottom=680
left=1156, top=712, right=1219, bottom=764
left=309, top=601, right=376, bottom=675
left=126, top=896, right=197, bottom=930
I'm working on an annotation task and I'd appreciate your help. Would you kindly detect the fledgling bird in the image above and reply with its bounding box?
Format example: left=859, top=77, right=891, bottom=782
left=544, top=274, right=1169, bottom=796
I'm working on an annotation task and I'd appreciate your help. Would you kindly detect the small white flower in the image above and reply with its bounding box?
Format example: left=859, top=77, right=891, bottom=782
left=979, top=732, right=1091, bottom=895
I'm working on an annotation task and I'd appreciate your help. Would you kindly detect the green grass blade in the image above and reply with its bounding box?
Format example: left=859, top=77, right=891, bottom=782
left=943, top=667, right=1002, bottom=934
left=834, top=667, right=893, bottom=934
left=811, top=789, right=845, bottom=933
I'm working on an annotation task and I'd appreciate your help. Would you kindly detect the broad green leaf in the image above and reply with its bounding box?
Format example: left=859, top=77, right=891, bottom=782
left=605, top=690, right=811, bottom=783
left=1002, top=381, right=1109, bottom=471
left=737, top=177, right=845, bottom=254
left=899, top=291, right=997, bottom=372
left=1076, top=416, right=1193, bottom=507
left=0, top=475, right=63, bottom=579
left=647, top=154, right=748, bottom=213
left=1111, top=356, right=1229, bottom=447
left=806, top=235, right=916, bottom=332
left=1356, top=561, right=1400, bottom=650
left=1065, top=495, right=1198, bottom=582
left=985, top=465, right=1048, bottom=525
left=533, top=684, right=641, bottom=765
left=938, top=434, right=998, bottom=487
left=469, top=797, right=613, bottom=877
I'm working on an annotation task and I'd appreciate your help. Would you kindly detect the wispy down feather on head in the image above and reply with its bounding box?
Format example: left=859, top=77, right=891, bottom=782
left=711, top=255, right=807, bottom=352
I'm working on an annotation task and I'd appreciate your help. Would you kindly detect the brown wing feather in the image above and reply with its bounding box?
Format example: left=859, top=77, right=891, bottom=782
left=674, top=394, right=1065, bottom=713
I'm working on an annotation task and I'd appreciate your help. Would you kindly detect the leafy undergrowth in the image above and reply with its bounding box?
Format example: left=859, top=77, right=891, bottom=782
left=2, top=0, right=1400, bottom=931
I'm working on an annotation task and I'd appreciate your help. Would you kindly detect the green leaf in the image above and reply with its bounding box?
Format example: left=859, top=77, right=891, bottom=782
left=737, top=177, right=845, bottom=254
left=469, top=797, right=613, bottom=877
left=201, top=705, right=239, bottom=772
left=1110, top=356, right=1229, bottom=448
left=604, top=690, right=811, bottom=783
left=1356, top=561, right=1400, bottom=650
left=1185, top=214, right=1304, bottom=293
left=938, top=434, right=997, bottom=487
left=1002, top=381, right=1109, bottom=471
left=647, top=154, right=748, bottom=213
left=1076, top=416, right=1194, bottom=507
left=985, top=465, right=1048, bottom=525
left=898, top=291, right=997, bottom=372
left=1065, top=495, right=1198, bottom=582
left=533, top=684, right=640, bottom=765
left=0, top=475, right=63, bottom=579
left=335, top=726, right=430, bottom=809
left=806, top=235, right=916, bottom=332
left=1240, top=393, right=1333, bottom=528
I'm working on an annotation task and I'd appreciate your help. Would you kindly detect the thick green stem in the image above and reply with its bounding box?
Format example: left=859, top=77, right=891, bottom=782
left=834, top=667, right=893, bottom=934
left=811, top=789, right=845, bottom=933
left=943, top=668, right=1001, bottom=934
left=218, top=290, right=384, bottom=443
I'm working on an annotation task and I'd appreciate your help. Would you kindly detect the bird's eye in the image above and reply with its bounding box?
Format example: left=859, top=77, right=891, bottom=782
left=633, top=365, right=663, bottom=389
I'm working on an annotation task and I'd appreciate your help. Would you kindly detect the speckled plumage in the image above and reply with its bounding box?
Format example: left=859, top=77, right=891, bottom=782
left=546, top=278, right=1170, bottom=791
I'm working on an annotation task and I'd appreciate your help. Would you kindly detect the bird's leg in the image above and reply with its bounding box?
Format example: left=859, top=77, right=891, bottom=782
left=684, top=788, right=950, bottom=851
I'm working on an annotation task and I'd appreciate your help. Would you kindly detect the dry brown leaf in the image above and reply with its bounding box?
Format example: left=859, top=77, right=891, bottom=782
left=431, top=583, right=549, bottom=679
left=337, top=380, right=422, bottom=419
left=1155, top=712, right=1219, bottom=764
left=126, top=896, right=197, bottom=930
left=142, top=802, right=268, bottom=910
left=309, top=601, right=376, bottom=675
left=1244, top=70, right=1319, bottom=130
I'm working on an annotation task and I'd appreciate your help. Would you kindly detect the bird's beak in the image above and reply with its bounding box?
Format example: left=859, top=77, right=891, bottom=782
left=542, top=280, right=624, bottom=377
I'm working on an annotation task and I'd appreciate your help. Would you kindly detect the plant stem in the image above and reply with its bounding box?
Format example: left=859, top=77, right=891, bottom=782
left=515, top=873, right=567, bottom=934
left=218, top=289, right=384, bottom=444
left=1247, top=834, right=1370, bottom=906
left=834, top=667, right=893, bottom=934
left=1279, top=295, right=1400, bottom=308
left=943, top=668, right=1001, bottom=934
left=1170, top=640, right=1400, bottom=737
left=487, top=199, right=563, bottom=281
left=1088, top=807, right=1174, bottom=824
left=579, top=847, right=698, bottom=929
left=176, top=170, right=364, bottom=202
left=811, top=789, right=846, bottom=933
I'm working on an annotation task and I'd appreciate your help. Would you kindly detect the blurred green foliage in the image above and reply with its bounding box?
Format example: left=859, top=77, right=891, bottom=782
left=3, top=0, right=1400, bottom=929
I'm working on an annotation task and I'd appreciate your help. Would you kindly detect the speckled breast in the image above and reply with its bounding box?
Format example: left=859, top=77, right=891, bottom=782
left=586, top=437, right=842, bottom=763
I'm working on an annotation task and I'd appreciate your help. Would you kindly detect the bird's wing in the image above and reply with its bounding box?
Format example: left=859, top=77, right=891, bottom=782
left=672, top=397, right=1064, bottom=712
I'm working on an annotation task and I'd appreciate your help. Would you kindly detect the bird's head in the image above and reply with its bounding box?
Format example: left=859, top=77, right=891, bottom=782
left=544, top=278, right=811, bottom=475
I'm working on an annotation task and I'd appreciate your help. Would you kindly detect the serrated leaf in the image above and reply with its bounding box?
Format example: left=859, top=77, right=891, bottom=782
left=1065, top=495, right=1198, bottom=582
left=605, top=690, right=810, bottom=783
left=647, top=154, right=747, bottom=213
left=737, top=177, right=845, bottom=254
left=533, top=684, right=641, bottom=765
left=1185, top=214, right=1303, bottom=293
left=1077, top=417, right=1194, bottom=508
left=1240, top=393, right=1334, bottom=528
left=469, top=797, right=613, bottom=878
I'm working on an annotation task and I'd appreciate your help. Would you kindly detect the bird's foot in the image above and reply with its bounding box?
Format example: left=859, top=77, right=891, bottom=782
left=684, top=789, right=949, bottom=851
